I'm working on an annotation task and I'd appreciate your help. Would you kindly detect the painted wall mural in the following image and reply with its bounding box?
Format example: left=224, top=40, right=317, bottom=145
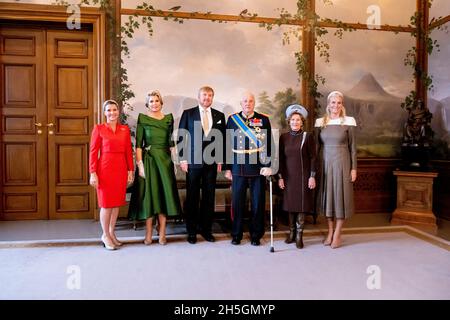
left=122, top=16, right=300, bottom=132
left=6, top=0, right=450, bottom=158
left=315, top=31, right=415, bottom=158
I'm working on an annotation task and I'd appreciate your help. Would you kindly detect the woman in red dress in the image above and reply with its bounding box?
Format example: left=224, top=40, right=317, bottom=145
left=89, top=100, right=134, bottom=250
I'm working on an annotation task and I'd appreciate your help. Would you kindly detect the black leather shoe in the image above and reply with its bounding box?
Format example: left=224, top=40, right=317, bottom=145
left=201, top=233, right=215, bottom=242
left=231, top=237, right=241, bottom=245
left=251, top=238, right=260, bottom=246
left=187, top=234, right=197, bottom=244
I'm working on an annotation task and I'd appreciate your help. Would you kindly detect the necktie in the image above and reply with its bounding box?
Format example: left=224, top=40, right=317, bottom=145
left=202, top=109, right=209, bottom=136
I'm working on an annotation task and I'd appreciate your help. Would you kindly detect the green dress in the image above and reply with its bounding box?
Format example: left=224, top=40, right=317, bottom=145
left=128, top=113, right=182, bottom=220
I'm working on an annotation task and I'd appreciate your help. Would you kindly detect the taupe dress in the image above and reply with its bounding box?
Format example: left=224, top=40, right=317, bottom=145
left=315, top=117, right=357, bottom=219
left=278, top=131, right=316, bottom=213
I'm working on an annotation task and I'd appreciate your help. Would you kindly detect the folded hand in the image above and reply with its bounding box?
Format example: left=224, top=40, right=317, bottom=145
left=89, top=173, right=98, bottom=188
left=137, top=160, right=145, bottom=179
left=260, top=167, right=272, bottom=177
left=127, top=171, right=134, bottom=186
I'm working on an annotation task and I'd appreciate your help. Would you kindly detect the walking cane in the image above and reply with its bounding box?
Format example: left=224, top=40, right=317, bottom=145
left=268, top=175, right=275, bottom=253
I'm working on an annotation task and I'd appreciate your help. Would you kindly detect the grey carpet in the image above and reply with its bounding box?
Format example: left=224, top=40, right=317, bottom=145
left=1, top=232, right=449, bottom=300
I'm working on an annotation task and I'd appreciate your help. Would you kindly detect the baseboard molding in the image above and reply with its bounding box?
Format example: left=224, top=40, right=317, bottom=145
left=1, top=224, right=448, bottom=250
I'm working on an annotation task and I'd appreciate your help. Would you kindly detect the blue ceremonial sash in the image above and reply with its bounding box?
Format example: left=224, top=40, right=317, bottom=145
left=231, top=114, right=262, bottom=148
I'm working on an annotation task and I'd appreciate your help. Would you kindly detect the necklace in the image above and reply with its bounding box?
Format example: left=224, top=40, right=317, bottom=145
left=289, top=130, right=302, bottom=136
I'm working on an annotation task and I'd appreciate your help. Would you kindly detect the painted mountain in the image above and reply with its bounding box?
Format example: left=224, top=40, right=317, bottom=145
left=319, top=73, right=406, bottom=157
left=439, top=96, right=450, bottom=133
left=317, top=73, right=450, bottom=158
left=429, top=96, right=450, bottom=159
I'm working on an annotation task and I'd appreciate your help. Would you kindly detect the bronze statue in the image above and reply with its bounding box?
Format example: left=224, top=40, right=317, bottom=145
left=401, top=100, right=433, bottom=170
left=402, top=100, right=433, bottom=147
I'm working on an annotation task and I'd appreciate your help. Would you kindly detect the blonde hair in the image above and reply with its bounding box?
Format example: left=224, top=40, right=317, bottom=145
left=145, top=90, right=164, bottom=108
left=198, top=86, right=214, bottom=98
left=321, top=91, right=346, bottom=127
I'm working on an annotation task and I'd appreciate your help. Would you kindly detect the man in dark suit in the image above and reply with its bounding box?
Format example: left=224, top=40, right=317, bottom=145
left=224, top=92, right=273, bottom=246
left=178, top=86, right=226, bottom=244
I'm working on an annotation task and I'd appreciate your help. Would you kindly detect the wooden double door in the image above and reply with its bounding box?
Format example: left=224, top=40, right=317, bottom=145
left=0, top=26, right=96, bottom=220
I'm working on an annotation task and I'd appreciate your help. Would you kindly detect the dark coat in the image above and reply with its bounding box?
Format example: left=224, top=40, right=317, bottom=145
left=278, top=131, right=316, bottom=213
left=178, top=106, right=226, bottom=168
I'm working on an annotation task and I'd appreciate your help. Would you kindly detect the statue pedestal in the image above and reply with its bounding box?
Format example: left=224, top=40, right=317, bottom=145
left=401, top=145, right=431, bottom=170
left=391, top=170, right=438, bottom=234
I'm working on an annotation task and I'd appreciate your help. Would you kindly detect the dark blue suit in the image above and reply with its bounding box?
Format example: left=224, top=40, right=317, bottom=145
left=178, top=106, right=226, bottom=236
left=225, top=111, right=272, bottom=241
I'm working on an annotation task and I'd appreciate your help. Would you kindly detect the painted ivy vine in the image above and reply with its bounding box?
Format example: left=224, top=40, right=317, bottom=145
left=52, top=0, right=356, bottom=120
left=52, top=0, right=444, bottom=124
left=258, top=0, right=355, bottom=115
left=52, top=0, right=184, bottom=123
left=402, top=0, right=448, bottom=112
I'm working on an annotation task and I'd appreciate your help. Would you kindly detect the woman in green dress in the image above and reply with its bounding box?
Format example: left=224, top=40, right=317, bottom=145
left=128, top=90, right=182, bottom=245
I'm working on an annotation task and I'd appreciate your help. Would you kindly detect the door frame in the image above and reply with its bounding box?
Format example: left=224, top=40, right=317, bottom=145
left=0, top=3, right=106, bottom=220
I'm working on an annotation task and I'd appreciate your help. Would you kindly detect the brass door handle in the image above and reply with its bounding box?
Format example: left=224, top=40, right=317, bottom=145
left=35, top=123, right=43, bottom=134
left=47, top=123, right=55, bottom=135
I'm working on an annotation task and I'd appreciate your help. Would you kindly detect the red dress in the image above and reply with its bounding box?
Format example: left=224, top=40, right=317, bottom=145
left=89, top=123, right=134, bottom=208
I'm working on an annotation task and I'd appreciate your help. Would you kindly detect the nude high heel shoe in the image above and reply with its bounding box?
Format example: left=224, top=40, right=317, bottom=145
left=159, top=236, right=167, bottom=245
left=101, top=235, right=117, bottom=250
left=331, top=238, right=342, bottom=249
left=323, top=231, right=333, bottom=246
left=143, top=232, right=153, bottom=245
left=158, top=223, right=166, bottom=245
left=111, top=236, right=123, bottom=247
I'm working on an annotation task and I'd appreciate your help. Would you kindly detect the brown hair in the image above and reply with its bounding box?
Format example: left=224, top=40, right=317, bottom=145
left=286, top=111, right=306, bottom=126
left=102, top=99, right=120, bottom=113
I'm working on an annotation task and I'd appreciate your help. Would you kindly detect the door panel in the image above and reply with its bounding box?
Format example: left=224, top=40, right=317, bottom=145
left=2, top=35, right=35, bottom=56
left=47, top=30, right=94, bottom=219
left=55, top=65, right=88, bottom=108
left=3, top=193, right=37, bottom=212
left=0, top=28, right=47, bottom=220
left=54, top=38, right=88, bottom=58
left=55, top=142, right=88, bottom=185
left=3, top=115, right=37, bottom=134
left=56, top=116, right=89, bottom=135
left=3, top=142, right=36, bottom=185
left=0, top=27, right=96, bottom=220
left=4, top=64, right=35, bottom=106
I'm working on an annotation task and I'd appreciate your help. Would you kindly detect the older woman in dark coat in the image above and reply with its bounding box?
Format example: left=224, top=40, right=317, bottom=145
left=278, top=104, right=316, bottom=249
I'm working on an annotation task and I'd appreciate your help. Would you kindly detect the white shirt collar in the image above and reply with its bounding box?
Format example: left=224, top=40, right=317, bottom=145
left=199, top=106, right=211, bottom=113
left=242, top=112, right=254, bottom=119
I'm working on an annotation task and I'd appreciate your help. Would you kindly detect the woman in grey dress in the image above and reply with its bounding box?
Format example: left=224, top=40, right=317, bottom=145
left=278, top=104, right=316, bottom=249
left=315, top=91, right=357, bottom=249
